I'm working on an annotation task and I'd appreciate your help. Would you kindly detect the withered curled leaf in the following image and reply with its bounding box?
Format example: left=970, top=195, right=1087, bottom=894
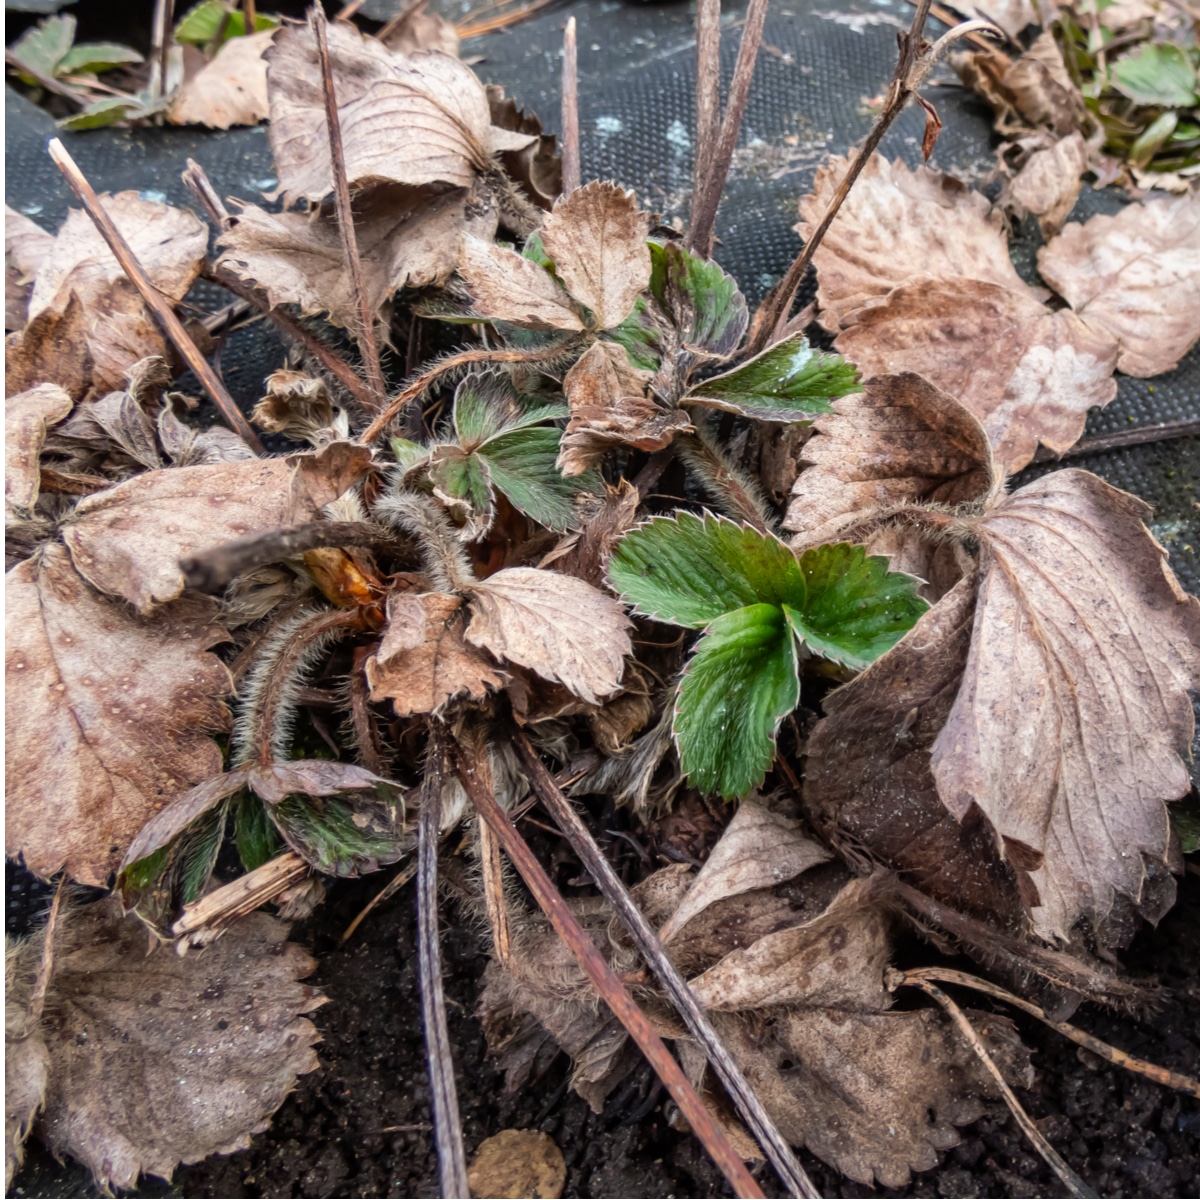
left=168, top=29, right=272, bottom=130
left=1008, top=131, right=1087, bottom=238
left=457, top=236, right=584, bottom=330
left=5, top=382, right=72, bottom=518
left=5, top=205, right=53, bottom=332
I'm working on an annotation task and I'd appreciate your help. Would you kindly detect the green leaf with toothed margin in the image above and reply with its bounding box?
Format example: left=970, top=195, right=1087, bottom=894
left=685, top=335, right=861, bottom=422
left=476, top=426, right=596, bottom=532
left=603, top=295, right=668, bottom=372
left=650, top=241, right=747, bottom=360
left=675, top=604, right=800, bottom=800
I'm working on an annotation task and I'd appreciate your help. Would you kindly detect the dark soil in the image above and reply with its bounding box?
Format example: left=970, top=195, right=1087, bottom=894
left=12, top=866, right=1200, bottom=1199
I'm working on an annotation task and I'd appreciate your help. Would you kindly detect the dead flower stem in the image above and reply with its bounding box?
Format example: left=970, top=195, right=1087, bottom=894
left=561, top=17, right=581, bottom=195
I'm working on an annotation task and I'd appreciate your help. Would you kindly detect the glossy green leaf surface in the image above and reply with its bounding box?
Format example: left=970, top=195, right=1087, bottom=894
left=650, top=241, right=747, bottom=360
left=477, top=426, right=587, bottom=531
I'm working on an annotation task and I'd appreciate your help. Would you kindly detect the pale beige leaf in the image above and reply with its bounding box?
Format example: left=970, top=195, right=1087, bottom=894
left=5, top=545, right=229, bottom=886
left=539, top=182, right=651, bottom=330
left=932, top=470, right=1200, bottom=940
left=784, top=373, right=997, bottom=547
left=1037, top=192, right=1200, bottom=376
left=366, top=592, right=507, bottom=716
left=835, top=277, right=1117, bottom=473
left=380, top=1, right=460, bottom=56
left=457, top=236, right=584, bottom=330
left=467, top=1130, right=566, bottom=1200
left=218, top=184, right=498, bottom=329
left=558, top=340, right=689, bottom=475
left=798, top=155, right=1025, bottom=332
left=944, top=0, right=1042, bottom=37
left=61, top=442, right=371, bottom=613
left=265, top=21, right=531, bottom=207
left=168, top=29, right=271, bottom=129
left=5, top=383, right=72, bottom=516
left=1009, top=131, right=1086, bottom=237
left=5, top=943, right=48, bottom=1190
left=26, top=193, right=206, bottom=393
left=5, top=206, right=53, bottom=332
left=466, top=567, right=632, bottom=705
left=37, top=899, right=323, bottom=1191
left=658, top=798, right=831, bottom=943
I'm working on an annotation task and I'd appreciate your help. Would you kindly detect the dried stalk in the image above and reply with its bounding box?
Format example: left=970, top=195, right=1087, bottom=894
left=172, top=852, right=310, bottom=944
left=4, top=50, right=87, bottom=108
left=478, top=814, right=513, bottom=967
left=339, top=860, right=418, bottom=945
left=749, top=0, right=935, bottom=352
left=310, top=5, right=389, bottom=412
left=901, top=967, right=1200, bottom=1098
left=689, top=0, right=770, bottom=258
left=243, top=0, right=257, bottom=32
left=26, top=876, right=67, bottom=1027
left=48, top=139, right=264, bottom=452
left=152, top=0, right=175, bottom=104
left=38, top=468, right=110, bottom=497
left=418, top=733, right=470, bottom=1199
left=514, top=729, right=820, bottom=1200
left=1036, top=417, right=1200, bottom=462
left=897, top=974, right=1099, bottom=1200
left=451, top=735, right=766, bottom=1200
left=693, top=0, right=722, bottom=230
left=561, top=17, right=581, bottom=195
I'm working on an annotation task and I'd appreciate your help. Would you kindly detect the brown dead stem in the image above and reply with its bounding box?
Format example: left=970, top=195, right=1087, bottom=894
left=171, top=852, right=310, bottom=946
left=561, top=17, right=581, bottom=196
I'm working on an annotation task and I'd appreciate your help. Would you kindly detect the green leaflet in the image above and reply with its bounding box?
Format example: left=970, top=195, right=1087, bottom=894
left=429, top=445, right=496, bottom=538
left=676, top=604, right=800, bottom=800
left=686, top=335, right=861, bottom=422
left=270, top=791, right=406, bottom=877
left=603, top=296, right=667, bottom=372
left=607, top=511, right=805, bottom=627
left=390, top=437, right=432, bottom=474
left=58, top=97, right=143, bottom=131
left=175, top=0, right=279, bottom=47
left=650, top=241, right=747, bottom=361
left=1112, top=43, right=1198, bottom=108
left=236, top=793, right=280, bottom=873
left=9, top=15, right=76, bottom=77
left=57, top=42, right=143, bottom=75
left=477, top=426, right=590, bottom=531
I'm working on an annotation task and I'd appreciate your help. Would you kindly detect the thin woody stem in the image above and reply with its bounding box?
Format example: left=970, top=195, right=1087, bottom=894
left=692, top=0, right=722, bottom=241
left=1037, top=417, right=1200, bottom=461
left=561, top=17, right=581, bottom=195
left=48, top=138, right=264, bottom=453
left=311, top=5, right=389, bottom=412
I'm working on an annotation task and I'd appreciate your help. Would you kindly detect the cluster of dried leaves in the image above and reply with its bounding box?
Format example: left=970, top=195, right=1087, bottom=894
left=5, top=3, right=1200, bottom=1196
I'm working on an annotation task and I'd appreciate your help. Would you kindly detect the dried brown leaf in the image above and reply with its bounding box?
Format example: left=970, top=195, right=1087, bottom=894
left=5, top=292, right=93, bottom=401
left=380, top=1, right=460, bottom=56
left=466, top=567, right=632, bottom=705
left=798, top=155, right=1025, bottom=333
left=5, top=383, right=72, bottom=517
left=27, top=193, right=207, bottom=393
left=61, top=442, right=371, bottom=613
left=487, top=86, right=562, bottom=211
left=457, top=236, right=584, bottom=330
left=944, top=0, right=1040, bottom=37
left=467, top=1130, right=566, bottom=1200
left=5, top=942, right=49, bottom=1189
left=168, top=29, right=271, bottom=129
left=558, top=341, right=690, bottom=475
left=804, top=577, right=1033, bottom=925
left=265, top=21, right=531, bottom=207
left=6, top=545, right=229, bottom=886
left=1037, top=192, right=1200, bottom=377
left=834, top=277, right=1118, bottom=472
left=932, top=470, right=1200, bottom=940
left=366, top=591, right=507, bottom=717
left=539, top=479, right=640, bottom=587
left=658, top=799, right=831, bottom=944
left=539, top=182, right=651, bottom=330
left=37, top=899, right=323, bottom=1191
left=1008, top=131, right=1086, bottom=237
left=218, top=184, right=498, bottom=329
left=5, top=206, right=53, bottom=332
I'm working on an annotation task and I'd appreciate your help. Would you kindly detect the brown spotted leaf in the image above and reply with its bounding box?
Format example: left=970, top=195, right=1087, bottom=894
left=558, top=340, right=690, bottom=476
left=5, top=206, right=53, bottom=332
left=834, top=277, right=1117, bottom=473
left=168, top=29, right=271, bottom=129
left=1037, top=192, right=1200, bottom=377
left=457, top=236, right=584, bottom=330
left=932, top=470, right=1200, bottom=940
left=36, top=898, right=323, bottom=1191
left=5, top=545, right=229, bottom=886
left=61, top=443, right=371, bottom=613
left=366, top=591, right=507, bottom=717
left=539, top=182, right=651, bottom=330
left=5, top=383, right=72, bottom=517
left=466, top=567, right=632, bottom=705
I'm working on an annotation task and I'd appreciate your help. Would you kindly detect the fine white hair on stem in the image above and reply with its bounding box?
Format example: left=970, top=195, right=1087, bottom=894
left=372, top=490, right=475, bottom=594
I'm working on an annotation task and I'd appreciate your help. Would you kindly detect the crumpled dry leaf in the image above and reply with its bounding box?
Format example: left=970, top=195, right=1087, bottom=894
left=6, top=291, right=93, bottom=402
left=26, top=192, right=207, bottom=394
left=835, top=276, right=1118, bottom=473
left=168, top=29, right=271, bottom=129
left=933, top=470, right=1200, bottom=940
left=61, top=442, right=371, bottom=613
left=539, top=479, right=640, bottom=587
left=380, top=0, right=460, bottom=57
left=487, top=86, right=562, bottom=211
left=1037, top=192, right=1200, bottom=377
left=218, top=182, right=498, bottom=330
left=457, top=236, right=584, bottom=330
left=558, top=340, right=691, bottom=476
left=805, top=577, right=1033, bottom=926
left=36, top=898, right=323, bottom=1191
left=466, top=567, right=632, bottom=705
left=798, top=155, right=1026, bottom=333
left=265, top=20, right=531, bottom=207
left=5, top=383, right=72, bottom=518
left=945, top=0, right=1041, bottom=37
left=5, top=206, right=53, bottom=332
left=784, top=373, right=997, bottom=548
left=5, top=941, right=49, bottom=1189
left=467, top=1129, right=566, bottom=1200
left=539, top=182, right=651, bottom=331
left=6, top=544, right=229, bottom=886
left=367, top=591, right=507, bottom=717
left=658, top=798, right=831, bottom=943
left=1008, top=130, right=1087, bottom=237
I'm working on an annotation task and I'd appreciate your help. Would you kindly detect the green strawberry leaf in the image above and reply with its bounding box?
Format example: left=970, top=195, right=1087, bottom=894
left=784, top=542, right=928, bottom=670
left=236, top=793, right=280, bottom=873
left=607, top=511, right=805, bottom=628
left=685, top=335, right=861, bottom=422
left=175, top=0, right=278, bottom=47
left=1113, top=43, right=1198, bottom=107
left=57, top=96, right=142, bottom=130
left=603, top=295, right=668, bottom=372
left=57, top=42, right=142, bottom=75
left=429, top=444, right=497, bottom=539
left=10, top=14, right=76, bottom=77
left=270, top=789, right=406, bottom=877
left=650, top=241, right=747, bottom=360
left=675, top=604, right=800, bottom=800
left=477, top=426, right=592, bottom=531
left=452, top=373, right=511, bottom=448
left=390, top=437, right=431, bottom=474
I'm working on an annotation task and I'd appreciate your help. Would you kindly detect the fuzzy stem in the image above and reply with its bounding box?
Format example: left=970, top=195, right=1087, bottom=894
left=372, top=491, right=476, bottom=593
left=676, top=425, right=773, bottom=532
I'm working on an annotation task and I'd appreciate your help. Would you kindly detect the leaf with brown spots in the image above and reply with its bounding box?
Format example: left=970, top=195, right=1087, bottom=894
left=5, top=383, right=72, bottom=519
left=5, top=544, right=230, bottom=886
left=61, top=442, right=371, bottom=614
